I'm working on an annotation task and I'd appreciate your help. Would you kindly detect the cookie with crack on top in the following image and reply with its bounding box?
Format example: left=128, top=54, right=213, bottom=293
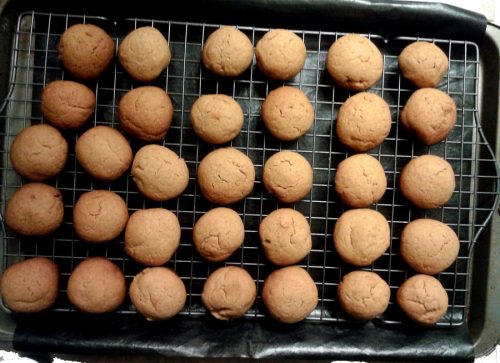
left=202, top=266, right=256, bottom=320
left=259, top=208, right=312, bottom=266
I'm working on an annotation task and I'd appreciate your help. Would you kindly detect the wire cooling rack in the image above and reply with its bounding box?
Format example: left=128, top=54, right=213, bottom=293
left=0, top=11, right=498, bottom=327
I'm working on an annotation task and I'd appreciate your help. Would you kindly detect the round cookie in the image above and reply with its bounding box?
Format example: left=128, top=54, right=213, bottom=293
left=1, top=258, right=59, bottom=313
left=197, top=148, right=255, bottom=205
left=400, top=155, right=455, bottom=209
left=397, top=274, right=448, bottom=325
left=326, top=34, right=383, bottom=91
left=118, top=27, right=171, bottom=82
left=255, top=29, right=306, bottom=80
left=333, top=209, right=390, bottom=266
left=10, top=124, right=68, bottom=181
left=262, top=266, right=318, bottom=324
left=58, top=23, right=115, bottom=80
left=67, top=257, right=126, bottom=314
left=337, top=271, right=390, bottom=320
left=262, top=151, right=313, bottom=203
left=118, top=86, right=174, bottom=142
left=131, top=145, right=189, bottom=201
left=129, top=267, right=186, bottom=321
left=75, top=126, right=132, bottom=182
left=125, top=208, right=181, bottom=266
left=73, top=190, right=128, bottom=243
left=202, top=26, right=254, bottom=77
left=334, top=154, right=387, bottom=208
left=41, top=80, right=95, bottom=129
left=399, top=41, right=449, bottom=88
left=400, top=219, right=459, bottom=275
left=193, top=207, right=244, bottom=262
left=336, top=92, right=392, bottom=152
left=400, top=88, right=456, bottom=145
left=259, top=208, right=312, bottom=266
left=201, top=266, right=256, bottom=320
left=5, top=183, right=64, bottom=237
left=190, top=94, right=244, bottom=144
left=261, top=86, right=314, bottom=141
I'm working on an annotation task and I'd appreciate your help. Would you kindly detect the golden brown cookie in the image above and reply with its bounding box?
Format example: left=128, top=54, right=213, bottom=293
left=73, top=190, right=128, bottom=243
left=193, top=207, right=244, bottom=262
left=327, top=34, right=383, bottom=91
left=400, top=155, right=455, bottom=209
left=10, top=124, right=68, bottom=181
left=118, top=27, right=171, bottom=82
left=202, top=26, right=254, bottom=77
left=399, top=41, right=449, bottom=88
left=397, top=274, right=448, bottom=325
left=259, top=208, right=312, bottom=266
left=118, top=86, right=174, bottom=142
left=129, top=267, right=186, bottom=321
left=58, top=24, right=115, bottom=80
left=67, top=257, right=126, bottom=314
left=197, top=148, right=255, bottom=205
left=5, top=183, right=64, bottom=237
left=336, top=92, right=392, bottom=152
left=400, top=88, right=456, bottom=145
left=41, top=80, right=95, bottom=130
left=337, top=271, right=390, bottom=320
left=400, top=219, right=459, bottom=275
left=333, top=209, right=390, bottom=266
left=131, top=145, right=189, bottom=201
left=255, top=29, right=306, bottom=80
left=75, top=126, right=133, bottom=182
left=261, top=86, right=314, bottom=141
left=190, top=94, right=244, bottom=144
left=125, top=208, right=181, bottom=266
left=262, top=266, right=318, bottom=324
left=0, top=258, right=59, bottom=313
left=334, top=154, right=387, bottom=208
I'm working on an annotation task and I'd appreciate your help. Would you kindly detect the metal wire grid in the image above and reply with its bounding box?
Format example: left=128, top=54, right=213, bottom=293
left=0, top=11, right=498, bottom=327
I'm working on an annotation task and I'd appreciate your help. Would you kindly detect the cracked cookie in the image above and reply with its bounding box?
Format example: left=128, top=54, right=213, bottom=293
left=125, top=208, right=181, bottom=266
left=262, top=266, right=318, bottom=324
left=5, top=183, right=64, bottom=237
left=75, top=126, right=132, bottom=182
left=397, top=274, right=448, bottom=325
left=1, top=257, right=59, bottom=313
left=261, top=86, right=314, bottom=141
left=73, top=190, right=128, bottom=243
left=334, top=153, right=387, bottom=208
left=190, top=94, right=244, bottom=144
left=333, top=209, right=390, bottom=266
left=259, top=208, right=312, bottom=266
left=58, top=23, right=115, bottom=80
left=399, top=41, right=448, bottom=88
left=193, top=207, right=244, bottom=262
left=131, top=144, right=189, bottom=201
left=400, top=155, right=455, bottom=209
left=262, top=150, right=313, bottom=203
left=337, top=271, right=390, bottom=320
left=10, top=124, right=68, bottom=182
left=400, top=219, right=459, bottom=275
left=67, top=257, right=126, bottom=314
left=118, top=86, right=174, bottom=142
left=119, top=27, right=171, bottom=82
left=255, top=29, right=306, bottom=80
left=400, top=88, right=456, bottom=145
left=326, top=34, right=383, bottom=91
left=129, top=267, right=186, bottom=321
left=201, top=266, right=256, bottom=320
left=336, top=92, right=392, bottom=152
left=202, top=26, right=254, bottom=77
left=197, top=147, right=255, bottom=205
